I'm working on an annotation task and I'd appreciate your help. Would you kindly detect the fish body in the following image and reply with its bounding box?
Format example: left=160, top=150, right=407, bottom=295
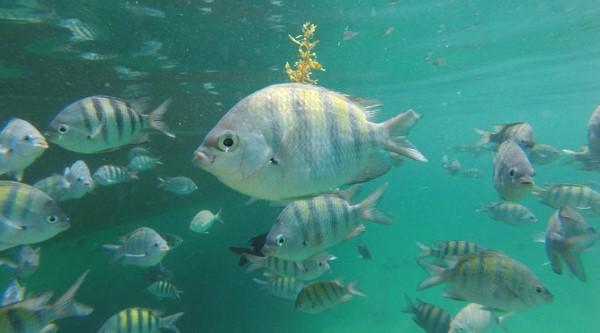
left=93, top=165, right=137, bottom=186
left=58, top=18, right=97, bottom=41
left=243, top=252, right=335, bottom=280
left=128, top=146, right=152, bottom=160
left=147, top=280, right=183, bottom=300
left=587, top=105, right=600, bottom=156
left=33, top=174, right=70, bottom=201
left=253, top=273, right=304, bottom=300
left=97, top=308, right=183, bottom=333
left=475, top=122, right=535, bottom=148
left=493, top=140, right=535, bottom=201
left=102, top=227, right=169, bottom=267
left=449, top=303, right=506, bottom=333
left=262, top=184, right=391, bottom=261
left=441, top=155, right=461, bottom=175
left=416, top=240, right=484, bottom=260
left=402, top=295, right=452, bottom=333
left=189, top=209, right=222, bottom=233
left=193, top=83, right=426, bottom=201
left=478, top=202, right=538, bottom=225
left=418, top=252, right=553, bottom=312
left=545, top=207, right=600, bottom=282
left=0, top=181, right=69, bottom=251
left=532, top=183, right=600, bottom=214
left=527, top=143, right=562, bottom=165
left=128, top=155, right=161, bottom=172
left=1, top=280, right=25, bottom=306
left=356, top=241, right=372, bottom=260
left=63, top=160, right=94, bottom=199
left=295, top=279, right=365, bottom=313
left=157, top=176, right=197, bottom=195
left=0, top=118, right=48, bottom=180
left=47, top=96, right=173, bottom=154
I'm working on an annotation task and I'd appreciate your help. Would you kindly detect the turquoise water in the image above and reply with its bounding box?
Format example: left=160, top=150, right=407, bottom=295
left=1, top=0, right=600, bottom=332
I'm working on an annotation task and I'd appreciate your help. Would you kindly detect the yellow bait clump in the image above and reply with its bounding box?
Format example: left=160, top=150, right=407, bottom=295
left=285, top=22, right=325, bottom=84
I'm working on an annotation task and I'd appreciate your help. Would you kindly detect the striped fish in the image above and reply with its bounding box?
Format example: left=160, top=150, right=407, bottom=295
left=93, top=165, right=138, bottom=186
left=47, top=96, right=174, bottom=154
left=262, top=183, right=391, bottom=261
left=532, top=183, right=600, bottom=214
left=97, top=308, right=183, bottom=333
left=128, top=155, right=162, bottom=172
left=147, top=280, right=183, bottom=300
left=402, top=295, right=452, bottom=333
left=0, top=118, right=48, bottom=181
left=0, top=181, right=70, bottom=251
left=295, top=279, right=365, bottom=314
left=416, top=240, right=484, bottom=260
left=34, top=160, right=94, bottom=202
left=478, top=202, right=538, bottom=225
left=58, top=18, right=98, bottom=41
left=417, top=252, right=553, bottom=312
left=102, top=227, right=169, bottom=267
left=253, top=272, right=304, bottom=300
left=493, top=140, right=535, bottom=201
left=0, top=271, right=92, bottom=333
left=475, top=122, right=535, bottom=148
left=243, top=252, right=335, bottom=280
left=193, top=83, right=427, bottom=201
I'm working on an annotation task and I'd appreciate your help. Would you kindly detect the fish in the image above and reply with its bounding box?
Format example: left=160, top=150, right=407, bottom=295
left=356, top=241, right=372, bottom=260
left=0, top=245, right=40, bottom=278
left=460, top=168, right=483, bottom=179
left=527, top=143, right=562, bottom=165
left=147, top=280, right=183, bottom=300
left=477, top=202, right=538, bottom=226
left=253, top=272, right=304, bottom=300
left=441, top=155, right=461, bottom=175
left=33, top=174, right=70, bottom=201
left=124, top=3, right=166, bottom=18
left=0, top=271, right=93, bottom=333
left=157, top=176, right=198, bottom=195
left=128, top=154, right=162, bottom=172
left=97, top=308, right=183, bottom=333
left=1, top=280, right=25, bottom=306
left=545, top=207, right=600, bottom=282
left=132, top=40, right=162, bottom=57
left=128, top=146, right=152, bottom=159
left=193, top=83, right=427, bottom=201
left=474, top=122, right=535, bottom=148
left=93, top=165, right=138, bottom=186
left=587, top=105, right=600, bottom=155
left=262, top=183, right=391, bottom=261
left=102, top=227, right=170, bottom=267
left=295, top=279, right=366, bottom=314
left=416, top=240, right=484, bottom=260
left=532, top=183, right=600, bottom=214
left=34, top=160, right=94, bottom=202
left=229, top=232, right=268, bottom=266
left=0, top=181, right=70, bottom=251
left=417, top=252, right=553, bottom=312
left=0, top=118, right=48, bottom=180
left=493, top=140, right=535, bottom=201
left=0, top=7, right=55, bottom=24
left=46, top=96, right=174, bottom=154
left=449, top=303, right=508, bottom=333
left=58, top=18, right=97, bottom=42
left=79, top=52, right=116, bottom=61
left=402, top=295, right=452, bottom=333
left=189, top=209, right=222, bottom=233
left=243, top=252, right=335, bottom=281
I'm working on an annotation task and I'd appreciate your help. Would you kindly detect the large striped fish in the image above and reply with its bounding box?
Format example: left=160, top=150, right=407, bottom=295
left=193, top=83, right=427, bottom=201
left=0, top=181, right=70, bottom=251
left=295, top=279, right=365, bottom=314
left=402, top=295, right=452, bottom=333
left=47, top=96, right=174, bottom=154
left=0, top=118, right=48, bottom=181
left=532, top=183, right=600, bottom=214
left=262, top=183, right=391, bottom=261
left=97, top=308, right=183, bottom=333
left=418, top=252, right=553, bottom=312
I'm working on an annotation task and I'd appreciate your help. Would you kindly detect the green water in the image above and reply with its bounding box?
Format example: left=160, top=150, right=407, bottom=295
left=1, top=0, right=600, bottom=332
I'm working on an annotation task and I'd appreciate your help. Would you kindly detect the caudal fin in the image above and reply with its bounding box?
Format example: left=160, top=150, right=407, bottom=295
left=474, top=128, right=492, bottom=147
left=415, top=242, right=432, bottom=259
left=51, top=270, right=93, bottom=321
left=346, top=280, right=367, bottom=297
left=356, top=183, right=392, bottom=224
left=101, top=244, right=123, bottom=263
left=379, top=110, right=427, bottom=162
left=242, top=254, right=266, bottom=273
left=416, top=260, right=446, bottom=290
left=401, top=294, right=417, bottom=313
left=562, top=233, right=600, bottom=282
left=148, top=99, right=175, bottom=138
left=159, top=312, right=184, bottom=333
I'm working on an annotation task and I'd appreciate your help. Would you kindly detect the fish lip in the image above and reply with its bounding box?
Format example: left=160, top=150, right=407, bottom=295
left=520, top=179, right=534, bottom=186
left=34, top=141, right=49, bottom=149
left=192, top=149, right=214, bottom=167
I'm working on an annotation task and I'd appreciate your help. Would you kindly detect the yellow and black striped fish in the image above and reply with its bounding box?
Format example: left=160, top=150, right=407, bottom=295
left=47, top=96, right=174, bottom=154
left=97, top=307, right=183, bottom=333
left=533, top=183, right=600, bottom=215
left=295, top=279, right=365, bottom=314
left=402, top=295, right=452, bottom=333
left=478, top=201, right=538, bottom=225
left=147, top=280, right=183, bottom=300
left=243, top=252, right=334, bottom=280
left=253, top=272, right=304, bottom=300
left=416, top=240, right=484, bottom=260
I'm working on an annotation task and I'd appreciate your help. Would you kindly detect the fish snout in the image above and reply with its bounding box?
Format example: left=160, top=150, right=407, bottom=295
left=34, top=140, right=49, bottom=149
left=520, top=177, right=535, bottom=186
left=192, top=148, right=213, bottom=167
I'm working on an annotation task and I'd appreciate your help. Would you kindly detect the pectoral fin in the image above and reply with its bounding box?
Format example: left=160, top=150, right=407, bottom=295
left=0, top=216, right=25, bottom=231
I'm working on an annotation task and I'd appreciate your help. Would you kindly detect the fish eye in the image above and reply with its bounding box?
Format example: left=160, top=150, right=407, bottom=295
left=216, top=132, right=239, bottom=152
left=47, top=215, right=58, bottom=224
left=508, top=168, right=516, bottom=177
left=23, top=134, right=32, bottom=141
left=535, top=285, right=544, bottom=294
left=154, top=242, right=159, bottom=247
left=58, top=124, right=69, bottom=134
left=275, top=234, right=286, bottom=246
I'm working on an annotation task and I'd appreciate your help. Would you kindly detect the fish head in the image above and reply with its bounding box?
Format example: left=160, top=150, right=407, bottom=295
left=495, top=141, right=535, bottom=198
left=18, top=246, right=41, bottom=269
left=513, top=123, right=536, bottom=148
left=526, top=283, right=553, bottom=307
left=521, top=212, right=538, bottom=224
left=262, top=212, right=304, bottom=260
left=147, top=235, right=170, bottom=255
left=1, top=119, right=48, bottom=158
left=46, top=102, right=93, bottom=151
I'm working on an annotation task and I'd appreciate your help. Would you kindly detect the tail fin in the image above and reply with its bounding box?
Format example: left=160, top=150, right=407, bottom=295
left=159, top=312, right=184, bottom=333
left=415, top=242, right=432, bottom=259
left=50, top=270, right=93, bottom=321
left=356, top=183, right=392, bottom=224
left=148, top=99, right=175, bottom=138
left=379, top=110, right=427, bottom=162
left=101, top=244, right=123, bottom=263
left=346, top=280, right=367, bottom=297
left=157, top=177, right=166, bottom=188
left=215, top=208, right=224, bottom=224
left=242, top=254, right=266, bottom=273
left=333, top=184, right=363, bottom=203
left=562, top=233, right=600, bottom=282
left=40, top=324, right=59, bottom=333
left=401, top=293, right=417, bottom=313
left=175, top=288, right=184, bottom=300
left=474, top=128, right=492, bottom=146
left=416, top=260, right=446, bottom=290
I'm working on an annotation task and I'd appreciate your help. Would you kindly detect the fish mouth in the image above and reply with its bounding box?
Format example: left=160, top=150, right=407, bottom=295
left=34, top=141, right=49, bottom=149
left=520, top=179, right=534, bottom=186
left=192, top=149, right=214, bottom=167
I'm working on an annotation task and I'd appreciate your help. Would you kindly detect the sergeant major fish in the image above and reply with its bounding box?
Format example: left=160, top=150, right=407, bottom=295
left=102, top=227, right=170, bottom=267
left=1, top=280, right=25, bottom=306
left=532, top=183, right=600, bottom=215
left=128, top=154, right=162, bottom=172
left=0, top=118, right=48, bottom=181
left=158, top=176, right=197, bottom=195
left=147, top=280, right=183, bottom=300
left=193, top=83, right=427, bottom=201
left=416, top=240, right=484, bottom=260
left=493, top=140, right=535, bottom=201
left=253, top=272, right=304, bottom=300
left=478, top=202, right=538, bottom=226
left=475, top=122, right=535, bottom=149
left=402, top=295, right=452, bottom=333
left=527, top=143, right=562, bottom=165
left=46, top=96, right=174, bottom=154
left=262, top=183, right=391, bottom=261
left=93, top=165, right=138, bottom=186
left=34, top=160, right=94, bottom=202
left=97, top=307, right=183, bottom=333
left=295, top=279, right=365, bottom=314
left=243, top=252, right=335, bottom=281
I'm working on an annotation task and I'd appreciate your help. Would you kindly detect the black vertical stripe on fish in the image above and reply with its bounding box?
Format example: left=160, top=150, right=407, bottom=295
left=81, top=102, right=93, bottom=133
left=452, top=242, right=459, bottom=256
left=19, top=187, right=35, bottom=221
left=266, top=91, right=282, bottom=156
left=325, top=196, right=338, bottom=239
left=311, top=285, right=326, bottom=307
left=91, top=97, right=108, bottom=144
left=127, top=107, right=137, bottom=136
left=318, top=282, right=334, bottom=305
left=291, top=88, right=314, bottom=172
left=323, top=91, right=342, bottom=169
left=348, top=103, right=361, bottom=163
left=110, top=98, right=125, bottom=140
left=307, top=199, right=323, bottom=246
left=283, top=259, right=289, bottom=275
left=291, top=203, right=308, bottom=243
left=341, top=201, right=351, bottom=233
left=477, top=253, right=485, bottom=290
left=3, top=184, right=19, bottom=219
left=125, top=308, right=132, bottom=333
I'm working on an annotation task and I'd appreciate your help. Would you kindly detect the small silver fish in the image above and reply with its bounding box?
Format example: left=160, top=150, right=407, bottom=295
left=402, top=295, right=452, bottom=333
left=63, top=160, right=94, bottom=199
left=189, top=209, right=222, bottom=233
left=124, top=3, right=166, bottom=18
left=475, top=122, right=535, bottom=148
left=93, top=165, right=138, bottom=186
left=0, top=118, right=48, bottom=180
left=157, top=176, right=197, bottom=195
left=127, top=146, right=152, bottom=160
left=147, top=280, right=183, bottom=300
left=102, top=227, right=170, bottom=267
left=460, top=167, right=483, bottom=179
left=527, top=143, right=562, bottom=165
left=356, top=242, right=372, bottom=260
left=545, top=207, right=600, bottom=282
left=253, top=272, right=304, bottom=300
left=478, top=202, right=538, bottom=226
left=58, top=18, right=97, bottom=42
left=493, top=140, right=535, bottom=201
left=243, top=252, right=335, bottom=281
left=0, top=245, right=40, bottom=278
left=295, top=279, right=365, bottom=313
left=1, top=280, right=25, bottom=306
left=128, top=154, right=162, bottom=172
left=449, top=303, right=508, bottom=333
